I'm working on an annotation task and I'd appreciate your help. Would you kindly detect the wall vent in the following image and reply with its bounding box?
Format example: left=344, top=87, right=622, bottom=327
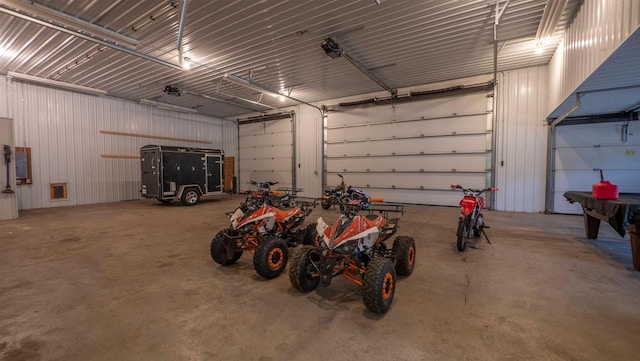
left=50, top=183, right=68, bottom=200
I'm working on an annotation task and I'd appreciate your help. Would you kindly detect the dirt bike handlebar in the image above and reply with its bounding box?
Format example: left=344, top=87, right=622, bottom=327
left=451, top=184, right=499, bottom=195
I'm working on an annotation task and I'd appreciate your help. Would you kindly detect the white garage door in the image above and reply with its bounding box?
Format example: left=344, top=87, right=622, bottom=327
left=239, top=116, right=294, bottom=190
left=326, top=92, right=492, bottom=206
left=553, top=121, right=640, bottom=214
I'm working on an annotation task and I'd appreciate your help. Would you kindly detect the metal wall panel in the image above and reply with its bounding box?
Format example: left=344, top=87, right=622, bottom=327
left=548, top=0, right=640, bottom=114
left=326, top=93, right=491, bottom=206
left=495, top=66, right=549, bottom=212
left=1, top=74, right=234, bottom=210
left=553, top=121, right=640, bottom=214
left=238, top=117, right=293, bottom=190
left=295, top=104, right=323, bottom=197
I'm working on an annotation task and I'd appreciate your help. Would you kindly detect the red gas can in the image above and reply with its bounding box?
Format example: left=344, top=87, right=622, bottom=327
left=592, top=170, right=619, bottom=200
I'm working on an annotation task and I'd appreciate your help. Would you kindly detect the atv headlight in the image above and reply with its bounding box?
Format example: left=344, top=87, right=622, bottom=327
left=337, top=240, right=358, bottom=254
left=238, top=224, right=253, bottom=234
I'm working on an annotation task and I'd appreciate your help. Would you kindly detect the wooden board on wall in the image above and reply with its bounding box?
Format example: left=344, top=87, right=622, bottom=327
left=225, top=156, right=235, bottom=193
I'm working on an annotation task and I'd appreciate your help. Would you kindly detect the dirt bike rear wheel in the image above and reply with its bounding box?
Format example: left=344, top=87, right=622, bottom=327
left=456, top=218, right=470, bottom=252
left=210, top=228, right=243, bottom=265
left=289, top=245, right=321, bottom=292
left=392, top=236, right=416, bottom=276
left=362, top=256, right=396, bottom=313
left=320, top=198, right=331, bottom=209
left=473, top=214, right=484, bottom=237
left=253, top=236, right=288, bottom=279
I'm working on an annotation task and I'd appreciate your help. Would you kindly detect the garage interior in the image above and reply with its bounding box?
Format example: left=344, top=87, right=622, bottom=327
left=0, top=0, right=639, bottom=360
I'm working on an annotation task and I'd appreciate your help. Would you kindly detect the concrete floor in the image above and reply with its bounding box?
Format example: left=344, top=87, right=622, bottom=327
left=1, top=196, right=639, bottom=361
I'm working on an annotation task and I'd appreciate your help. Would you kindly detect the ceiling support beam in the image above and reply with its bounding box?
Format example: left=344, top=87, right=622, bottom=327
left=186, top=91, right=274, bottom=112
left=176, top=0, right=189, bottom=69
left=0, top=5, right=182, bottom=71
left=223, top=73, right=323, bottom=112
left=0, top=0, right=139, bottom=48
left=341, top=52, right=396, bottom=96
left=536, top=0, right=568, bottom=46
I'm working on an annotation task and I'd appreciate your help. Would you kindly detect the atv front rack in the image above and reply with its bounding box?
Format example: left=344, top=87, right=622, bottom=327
left=366, top=202, right=404, bottom=218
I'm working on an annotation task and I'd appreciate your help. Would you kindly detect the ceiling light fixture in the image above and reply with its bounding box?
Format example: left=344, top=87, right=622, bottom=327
left=7, top=71, right=108, bottom=95
left=140, top=99, right=198, bottom=113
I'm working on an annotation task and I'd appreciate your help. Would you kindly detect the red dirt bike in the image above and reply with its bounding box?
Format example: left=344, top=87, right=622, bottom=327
left=451, top=184, right=498, bottom=252
left=321, top=174, right=347, bottom=209
left=210, top=196, right=316, bottom=279
left=289, top=198, right=416, bottom=313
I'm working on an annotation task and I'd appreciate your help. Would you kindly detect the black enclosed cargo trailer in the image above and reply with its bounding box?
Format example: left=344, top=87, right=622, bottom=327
left=140, top=144, right=224, bottom=206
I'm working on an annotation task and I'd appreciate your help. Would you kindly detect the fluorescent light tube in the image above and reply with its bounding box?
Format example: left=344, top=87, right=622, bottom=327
left=139, top=99, right=198, bottom=113
left=7, top=71, right=108, bottom=95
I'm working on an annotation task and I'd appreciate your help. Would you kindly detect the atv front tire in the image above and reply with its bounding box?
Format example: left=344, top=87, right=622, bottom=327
left=320, top=198, right=331, bottom=209
left=210, top=229, right=243, bottom=266
left=362, top=256, right=396, bottom=313
left=289, top=245, right=321, bottom=292
left=302, top=223, right=318, bottom=246
left=253, top=236, right=288, bottom=279
left=392, top=236, right=416, bottom=276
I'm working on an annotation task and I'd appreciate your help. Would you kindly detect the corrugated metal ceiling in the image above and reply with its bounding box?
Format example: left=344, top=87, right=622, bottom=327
left=0, top=0, right=582, bottom=118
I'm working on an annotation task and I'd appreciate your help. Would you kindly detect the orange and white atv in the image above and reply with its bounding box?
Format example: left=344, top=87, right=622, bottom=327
left=210, top=197, right=316, bottom=279
left=289, top=199, right=416, bottom=313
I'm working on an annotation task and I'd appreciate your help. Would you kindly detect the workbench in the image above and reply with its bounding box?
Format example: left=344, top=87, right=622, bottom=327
left=564, top=191, right=640, bottom=271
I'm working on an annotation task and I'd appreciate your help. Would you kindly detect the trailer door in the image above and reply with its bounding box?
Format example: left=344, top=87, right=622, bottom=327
left=140, top=148, right=160, bottom=197
left=206, top=155, right=224, bottom=193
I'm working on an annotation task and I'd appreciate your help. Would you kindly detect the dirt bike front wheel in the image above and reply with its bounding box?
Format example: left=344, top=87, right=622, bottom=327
left=456, top=217, right=471, bottom=252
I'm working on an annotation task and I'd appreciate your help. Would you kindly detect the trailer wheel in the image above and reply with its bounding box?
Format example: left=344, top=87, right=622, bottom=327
left=362, top=256, right=396, bottom=313
left=289, top=245, right=321, bottom=292
left=181, top=188, right=201, bottom=206
left=253, top=236, right=288, bottom=279
left=210, top=229, right=242, bottom=266
left=392, top=236, right=416, bottom=276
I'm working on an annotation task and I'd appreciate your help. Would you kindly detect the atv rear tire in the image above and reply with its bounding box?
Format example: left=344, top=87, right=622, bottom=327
left=456, top=218, right=470, bottom=252
left=210, top=229, right=243, bottom=266
left=362, top=256, right=396, bottom=313
left=302, top=223, right=318, bottom=246
left=392, top=236, right=416, bottom=276
left=320, top=198, right=331, bottom=209
left=253, top=236, right=288, bottom=279
left=289, top=245, right=321, bottom=292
